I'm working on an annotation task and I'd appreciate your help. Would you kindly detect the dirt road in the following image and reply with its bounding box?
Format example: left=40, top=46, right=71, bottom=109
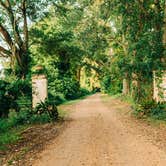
left=33, top=94, right=166, bottom=166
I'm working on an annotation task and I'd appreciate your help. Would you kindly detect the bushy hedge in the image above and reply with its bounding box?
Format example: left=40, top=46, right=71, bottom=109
left=0, top=99, right=59, bottom=133
left=0, top=80, right=12, bottom=117
left=0, top=79, right=31, bottom=118
left=35, top=99, right=59, bottom=121
left=100, top=75, right=122, bottom=94
left=48, top=93, right=66, bottom=105
left=134, top=100, right=166, bottom=120
left=49, top=75, right=91, bottom=101
left=0, top=109, right=53, bottom=148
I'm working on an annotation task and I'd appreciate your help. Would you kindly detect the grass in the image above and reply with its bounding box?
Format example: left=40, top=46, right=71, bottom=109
left=63, top=93, right=91, bottom=105
left=0, top=110, right=53, bottom=151
left=0, top=93, right=92, bottom=153
left=0, top=125, right=29, bottom=151
left=58, top=108, right=69, bottom=119
left=102, top=93, right=135, bottom=106
left=105, top=93, right=166, bottom=126
left=63, top=98, right=83, bottom=105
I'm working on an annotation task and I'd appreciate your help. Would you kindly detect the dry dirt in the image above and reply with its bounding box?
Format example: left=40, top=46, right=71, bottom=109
left=32, top=94, right=166, bottom=166
left=0, top=121, right=67, bottom=166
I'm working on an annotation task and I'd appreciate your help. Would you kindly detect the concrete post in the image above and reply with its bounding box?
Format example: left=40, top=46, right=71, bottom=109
left=32, top=66, right=48, bottom=108
left=153, top=71, right=166, bottom=102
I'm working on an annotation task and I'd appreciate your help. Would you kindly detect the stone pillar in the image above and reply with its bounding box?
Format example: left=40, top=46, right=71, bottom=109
left=32, top=66, right=48, bottom=108
left=153, top=2, right=166, bottom=102
left=153, top=71, right=166, bottom=102
left=123, top=78, right=129, bottom=95
left=122, top=72, right=130, bottom=95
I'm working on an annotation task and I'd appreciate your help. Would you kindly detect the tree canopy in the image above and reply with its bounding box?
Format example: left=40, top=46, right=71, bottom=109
left=0, top=0, right=165, bottom=105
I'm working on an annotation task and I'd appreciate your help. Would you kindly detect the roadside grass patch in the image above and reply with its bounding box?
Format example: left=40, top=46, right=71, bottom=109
left=58, top=109, right=69, bottom=119
left=101, top=93, right=135, bottom=106
left=63, top=93, right=92, bottom=105
left=0, top=110, right=52, bottom=151
left=0, top=125, right=28, bottom=151
left=102, top=94, right=166, bottom=125
left=0, top=93, right=92, bottom=153
left=133, top=101, right=166, bottom=120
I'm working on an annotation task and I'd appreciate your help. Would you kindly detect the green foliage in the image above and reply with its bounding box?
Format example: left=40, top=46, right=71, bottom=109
left=0, top=110, right=32, bottom=133
left=0, top=107, right=54, bottom=149
left=100, top=74, right=122, bottom=94
left=0, top=131, right=20, bottom=150
left=100, top=0, right=166, bottom=102
left=0, top=79, right=31, bottom=118
left=35, top=99, right=59, bottom=121
left=54, top=76, right=81, bottom=100
left=134, top=101, right=166, bottom=120
left=30, top=0, right=110, bottom=96
left=0, top=80, right=12, bottom=118
left=150, top=103, right=166, bottom=120
left=0, top=0, right=55, bottom=78
left=0, top=119, right=11, bottom=133
left=16, top=96, right=32, bottom=112
left=48, top=93, right=66, bottom=106
left=8, top=110, right=31, bottom=126
left=0, top=111, right=28, bottom=133
left=7, top=79, right=31, bottom=98
left=79, top=88, right=91, bottom=97
left=28, top=114, right=51, bottom=124
left=100, top=75, right=111, bottom=93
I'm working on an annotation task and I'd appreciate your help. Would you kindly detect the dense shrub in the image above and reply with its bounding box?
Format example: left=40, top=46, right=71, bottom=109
left=49, top=76, right=82, bottom=100
left=8, top=110, right=31, bottom=126
left=100, top=75, right=122, bottom=94
left=149, top=103, right=166, bottom=120
left=79, top=88, right=91, bottom=97
left=0, top=111, right=30, bottom=133
left=0, top=80, right=13, bottom=117
left=7, top=79, right=31, bottom=97
left=16, top=96, right=32, bottom=111
left=134, top=100, right=166, bottom=120
left=0, top=79, right=31, bottom=118
left=0, top=109, right=53, bottom=148
left=35, top=99, right=59, bottom=121
left=29, top=113, right=51, bottom=124
left=0, top=118, right=11, bottom=133
left=48, top=93, right=66, bottom=105
left=0, top=107, right=55, bottom=134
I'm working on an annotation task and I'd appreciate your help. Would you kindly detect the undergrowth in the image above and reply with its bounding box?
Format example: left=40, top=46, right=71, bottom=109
left=0, top=110, right=51, bottom=151
left=109, top=93, right=166, bottom=122
left=133, top=101, right=166, bottom=120
left=0, top=93, right=89, bottom=151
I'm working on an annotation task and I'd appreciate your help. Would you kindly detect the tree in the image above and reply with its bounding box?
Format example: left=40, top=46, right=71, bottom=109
left=0, top=0, right=53, bottom=78
left=100, top=0, right=165, bottom=102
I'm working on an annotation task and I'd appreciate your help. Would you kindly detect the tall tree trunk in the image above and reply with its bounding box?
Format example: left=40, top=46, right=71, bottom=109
left=131, top=73, right=141, bottom=102
left=0, top=0, right=30, bottom=79
left=76, top=67, right=81, bottom=83
left=163, top=0, right=166, bottom=60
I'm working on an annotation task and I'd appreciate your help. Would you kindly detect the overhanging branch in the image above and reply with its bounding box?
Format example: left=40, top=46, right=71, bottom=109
left=0, top=45, right=11, bottom=57
left=0, top=23, right=13, bottom=49
left=0, top=0, right=23, bottom=47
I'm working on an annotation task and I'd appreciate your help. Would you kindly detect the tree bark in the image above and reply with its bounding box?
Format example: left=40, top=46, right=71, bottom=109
left=0, top=0, right=30, bottom=78
left=76, top=67, right=81, bottom=83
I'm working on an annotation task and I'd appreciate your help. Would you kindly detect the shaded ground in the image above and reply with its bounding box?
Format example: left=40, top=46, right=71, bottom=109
left=33, top=94, right=166, bottom=166
left=0, top=121, right=68, bottom=166
left=2, top=94, right=166, bottom=166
